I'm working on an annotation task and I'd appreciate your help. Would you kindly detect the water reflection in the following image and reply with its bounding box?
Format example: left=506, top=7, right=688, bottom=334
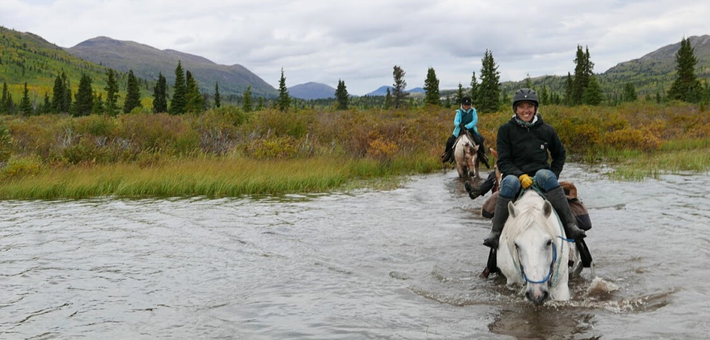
left=490, top=307, right=598, bottom=340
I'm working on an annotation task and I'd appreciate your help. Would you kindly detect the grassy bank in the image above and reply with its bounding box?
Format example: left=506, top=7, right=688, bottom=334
left=0, top=101, right=708, bottom=199
left=0, top=155, right=441, bottom=199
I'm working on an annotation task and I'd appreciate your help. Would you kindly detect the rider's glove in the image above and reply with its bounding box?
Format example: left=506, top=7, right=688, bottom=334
left=519, top=174, right=533, bottom=189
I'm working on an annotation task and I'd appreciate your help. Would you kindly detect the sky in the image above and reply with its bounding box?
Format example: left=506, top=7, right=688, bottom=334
left=1, top=0, right=708, bottom=95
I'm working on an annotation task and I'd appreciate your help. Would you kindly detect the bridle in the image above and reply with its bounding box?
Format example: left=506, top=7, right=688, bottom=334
left=517, top=236, right=572, bottom=286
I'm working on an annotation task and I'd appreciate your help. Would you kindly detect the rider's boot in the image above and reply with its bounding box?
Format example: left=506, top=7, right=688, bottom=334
left=479, top=149, right=490, bottom=169
left=464, top=181, right=484, bottom=200
left=442, top=136, right=456, bottom=163
left=547, top=186, right=586, bottom=241
left=483, top=195, right=512, bottom=249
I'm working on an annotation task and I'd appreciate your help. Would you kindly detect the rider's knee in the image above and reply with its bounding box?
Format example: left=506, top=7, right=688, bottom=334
left=500, top=175, right=521, bottom=198
left=534, top=169, right=559, bottom=191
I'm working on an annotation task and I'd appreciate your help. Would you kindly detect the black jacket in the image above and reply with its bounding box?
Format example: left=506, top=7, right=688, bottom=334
left=496, top=114, right=566, bottom=179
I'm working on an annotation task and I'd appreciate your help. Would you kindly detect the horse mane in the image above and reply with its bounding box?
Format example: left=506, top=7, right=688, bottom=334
left=502, top=191, right=559, bottom=258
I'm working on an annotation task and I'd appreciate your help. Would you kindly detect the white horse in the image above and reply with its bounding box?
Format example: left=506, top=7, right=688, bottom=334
left=496, top=190, right=578, bottom=305
left=453, top=133, right=479, bottom=179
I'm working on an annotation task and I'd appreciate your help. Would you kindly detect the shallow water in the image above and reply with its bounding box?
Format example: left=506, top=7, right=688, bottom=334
left=1, top=164, right=709, bottom=339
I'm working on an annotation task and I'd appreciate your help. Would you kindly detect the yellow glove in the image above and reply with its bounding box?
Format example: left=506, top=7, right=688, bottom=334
left=519, top=174, right=533, bottom=189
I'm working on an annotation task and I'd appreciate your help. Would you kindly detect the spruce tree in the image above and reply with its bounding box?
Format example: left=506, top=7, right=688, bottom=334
left=564, top=72, right=574, bottom=106
left=105, top=69, right=119, bottom=116
left=423, top=67, right=440, bottom=106
left=242, top=86, right=253, bottom=112
left=52, top=73, right=66, bottom=113
left=623, top=82, right=637, bottom=102
left=384, top=88, right=392, bottom=109
left=478, top=49, right=501, bottom=113
left=256, top=96, right=264, bottom=111
left=582, top=75, right=604, bottom=105
left=75, top=74, right=94, bottom=116
left=152, top=72, right=168, bottom=113
left=41, top=93, right=50, bottom=114
left=277, top=68, right=290, bottom=112
left=170, top=61, right=187, bottom=115
left=454, top=83, right=465, bottom=105
left=214, top=82, right=221, bottom=108
left=184, top=71, right=204, bottom=113
left=92, top=92, right=104, bottom=114
left=470, top=72, right=479, bottom=104
left=123, top=70, right=142, bottom=113
left=1, top=82, right=11, bottom=114
left=62, top=74, right=72, bottom=114
left=392, top=65, right=408, bottom=109
left=668, top=37, right=702, bottom=103
left=335, top=79, right=349, bottom=110
left=19, top=82, right=32, bottom=115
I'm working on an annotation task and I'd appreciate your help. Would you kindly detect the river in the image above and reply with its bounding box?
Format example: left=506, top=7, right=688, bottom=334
left=1, top=163, right=709, bottom=339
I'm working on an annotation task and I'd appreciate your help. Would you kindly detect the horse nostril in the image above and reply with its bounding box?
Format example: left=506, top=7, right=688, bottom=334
left=541, top=291, right=550, bottom=303
left=525, top=291, right=533, bottom=301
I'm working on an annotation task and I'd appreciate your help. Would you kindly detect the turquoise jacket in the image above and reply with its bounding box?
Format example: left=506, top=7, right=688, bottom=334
left=452, top=106, right=479, bottom=137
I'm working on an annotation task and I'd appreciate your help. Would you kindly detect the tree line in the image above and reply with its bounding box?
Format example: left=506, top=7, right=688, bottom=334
left=1, top=37, right=708, bottom=116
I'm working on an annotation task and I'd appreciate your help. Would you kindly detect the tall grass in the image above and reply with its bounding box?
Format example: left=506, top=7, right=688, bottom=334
left=0, top=101, right=707, bottom=199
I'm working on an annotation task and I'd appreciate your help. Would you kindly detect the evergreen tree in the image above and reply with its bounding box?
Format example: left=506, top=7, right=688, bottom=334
left=41, top=92, right=51, bottom=114
left=571, top=45, right=595, bottom=105
left=63, top=74, right=73, bottom=114
left=1, top=82, right=12, bottom=114
left=539, top=86, right=550, bottom=105
left=184, top=71, right=204, bottom=113
left=170, top=61, right=187, bottom=115
left=92, top=92, right=104, bottom=114
left=423, top=67, right=440, bottom=106
left=564, top=72, right=574, bottom=105
left=123, top=70, right=142, bottom=113
left=668, top=37, right=702, bottom=103
left=470, top=71, right=479, bottom=104
left=257, top=96, right=264, bottom=111
left=335, top=79, right=349, bottom=110
left=51, top=73, right=66, bottom=113
left=582, top=75, right=604, bottom=105
left=214, top=82, right=221, bottom=108
left=242, top=86, right=253, bottom=112
left=384, top=88, right=392, bottom=109
left=623, top=82, right=637, bottom=102
left=75, top=74, right=94, bottom=116
left=454, top=83, right=465, bottom=105
left=152, top=72, right=168, bottom=113
left=277, top=68, right=290, bottom=112
left=478, top=49, right=501, bottom=113
left=105, top=69, right=120, bottom=116
left=524, top=74, right=533, bottom=89
left=19, top=82, right=32, bottom=115
left=392, top=65, right=408, bottom=109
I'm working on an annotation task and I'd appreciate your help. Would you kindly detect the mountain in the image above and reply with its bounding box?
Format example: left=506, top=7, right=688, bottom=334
left=65, top=36, right=277, bottom=97
left=501, top=35, right=710, bottom=97
left=0, top=26, right=136, bottom=100
left=364, top=86, right=426, bottom=96
left=288, top=82, right=336, bottom=100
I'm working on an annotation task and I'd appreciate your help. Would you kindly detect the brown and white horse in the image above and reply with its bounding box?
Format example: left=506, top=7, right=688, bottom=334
left=453, top=133, right=479, bottom=179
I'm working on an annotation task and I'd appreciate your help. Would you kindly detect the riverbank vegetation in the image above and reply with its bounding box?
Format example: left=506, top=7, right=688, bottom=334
left=0, top=100, right=707, bottom=199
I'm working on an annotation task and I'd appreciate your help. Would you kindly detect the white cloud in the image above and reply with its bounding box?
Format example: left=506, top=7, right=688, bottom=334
left=0, top=0, right=707, bottom=95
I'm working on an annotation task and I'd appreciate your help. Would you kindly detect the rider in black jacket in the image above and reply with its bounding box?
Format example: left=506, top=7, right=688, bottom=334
left=482, top=88, right=586, bottom=249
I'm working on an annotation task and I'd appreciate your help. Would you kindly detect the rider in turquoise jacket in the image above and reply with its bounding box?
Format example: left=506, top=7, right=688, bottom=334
left=442, top=96, right=489, bottom=167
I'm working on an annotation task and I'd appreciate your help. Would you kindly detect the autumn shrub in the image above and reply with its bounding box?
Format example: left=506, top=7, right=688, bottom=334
left=117, top=113, right=200, bottom=155
left=247, top=136, right=299, bottom=159
left=367, top=138, right=398, bottom=161
left=1, top=154, right=44, bottom=178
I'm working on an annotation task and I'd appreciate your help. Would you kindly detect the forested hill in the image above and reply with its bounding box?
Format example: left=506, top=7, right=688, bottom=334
left=0, top=26, right=144, bottom=101
left=502, top=35, right=710, bottom=97
left=66, top=37, right=277, bottom=97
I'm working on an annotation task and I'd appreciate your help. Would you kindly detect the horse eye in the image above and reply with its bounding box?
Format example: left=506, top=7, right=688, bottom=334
left=546, top=240, right=553, bottom=247
left=514, top=243, right=519, bottom=250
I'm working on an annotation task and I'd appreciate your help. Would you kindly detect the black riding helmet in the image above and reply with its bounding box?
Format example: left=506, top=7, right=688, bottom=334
left=512, top=88, right=539, bottom=113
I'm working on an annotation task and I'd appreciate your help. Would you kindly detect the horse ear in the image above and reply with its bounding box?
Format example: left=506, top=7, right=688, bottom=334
left=508, top=201, right=517, bottom=218
left=543, top=200, right=553, bottom=218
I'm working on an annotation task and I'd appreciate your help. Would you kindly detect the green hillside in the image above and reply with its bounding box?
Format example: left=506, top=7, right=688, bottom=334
left=502, top=35, right=710, bottom=99
left=0, top=26, right=152, bottom=108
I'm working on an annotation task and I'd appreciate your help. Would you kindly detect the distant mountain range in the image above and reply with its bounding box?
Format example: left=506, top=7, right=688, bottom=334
left=65, top=36, right=277, bottom=97
left=288, top=82, right=336, bottom=99
left=364, top=86, right=425, bottom=96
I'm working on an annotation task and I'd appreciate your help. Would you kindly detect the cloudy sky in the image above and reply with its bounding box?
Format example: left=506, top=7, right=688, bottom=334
left=1, top=0, right=708, bottom=95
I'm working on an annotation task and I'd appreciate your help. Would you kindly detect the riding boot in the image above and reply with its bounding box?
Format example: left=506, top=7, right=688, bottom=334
left=483, top=195, right=512, bottom=249
left=441, top=135, right=456, bottom=163
left=547, top=186, right=587, bottom=241
left=464, top=181, right=484, bottom=200
left=478, top=148, right=490, bottom=169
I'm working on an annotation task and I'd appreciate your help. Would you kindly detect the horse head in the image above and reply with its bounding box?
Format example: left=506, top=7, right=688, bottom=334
left=453, top=134, right=479, bottom=178
left=498, top=190, right=571, bottom=305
